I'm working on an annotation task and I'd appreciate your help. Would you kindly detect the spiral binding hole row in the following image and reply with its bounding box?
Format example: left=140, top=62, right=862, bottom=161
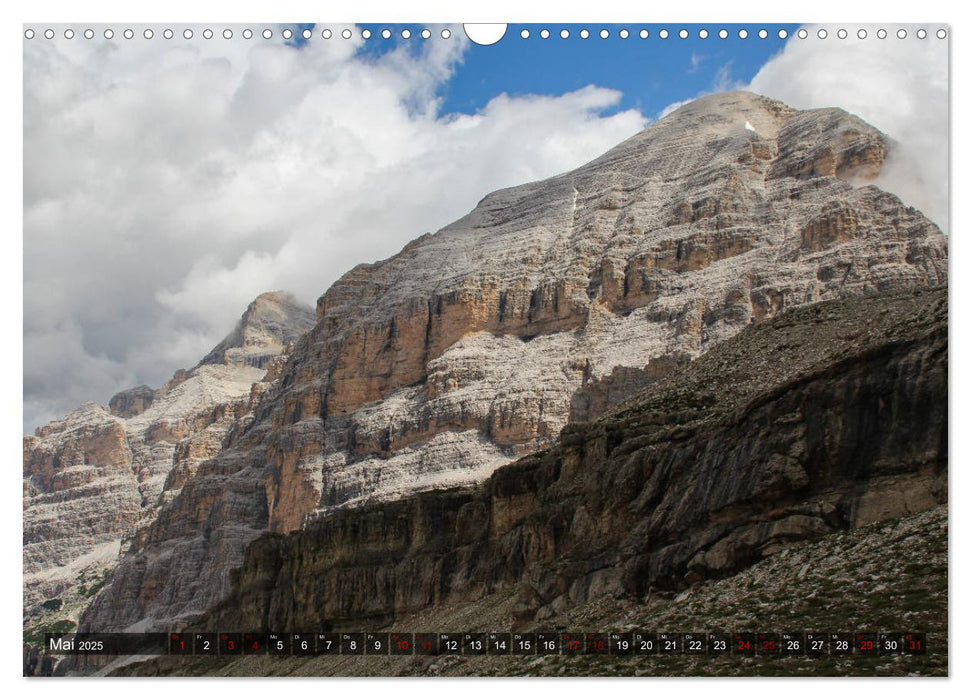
left=22, top=26, right=948, bottom=42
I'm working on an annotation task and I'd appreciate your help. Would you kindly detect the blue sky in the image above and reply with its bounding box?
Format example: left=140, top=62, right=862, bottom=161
left=357, top=23, right=800, bottom=118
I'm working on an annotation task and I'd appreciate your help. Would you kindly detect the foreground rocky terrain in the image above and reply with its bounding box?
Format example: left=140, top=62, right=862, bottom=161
left=79, top=91, right=947, bottom=634
left=112, top=505, right=947, bottom=677
left=23, top=292, right=314, bottom=642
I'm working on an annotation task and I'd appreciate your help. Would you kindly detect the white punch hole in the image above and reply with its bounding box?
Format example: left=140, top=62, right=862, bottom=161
left=464, top=24, right=507, bottom=46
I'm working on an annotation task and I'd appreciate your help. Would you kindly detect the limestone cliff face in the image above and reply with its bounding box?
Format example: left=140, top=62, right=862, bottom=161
left=280, top=91, right=943, bottom=522
left=81, top=91, right=946, bottom=632
left=23, top=292, right=314, bottom=631
left=200, top=288, right=947, bottom=632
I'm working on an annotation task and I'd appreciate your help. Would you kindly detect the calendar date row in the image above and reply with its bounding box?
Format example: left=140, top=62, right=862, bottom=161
left=163, top=631, right=926, bottom=657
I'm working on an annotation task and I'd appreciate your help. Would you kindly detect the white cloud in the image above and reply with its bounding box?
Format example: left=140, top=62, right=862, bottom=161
left=23, top=24, right=648, bottom=432
left=712, top=61, right=742, bottom=92
left=689, top=52, right=704, bottom=73
left=749, top=24, right=948, bottom=232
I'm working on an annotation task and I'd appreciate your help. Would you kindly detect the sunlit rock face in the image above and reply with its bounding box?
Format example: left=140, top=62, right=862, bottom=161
left=81, top=91, right=946, bottom=632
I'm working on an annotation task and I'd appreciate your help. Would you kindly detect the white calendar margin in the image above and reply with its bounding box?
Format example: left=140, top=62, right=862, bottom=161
left=4, top=0, right=962, bottom=697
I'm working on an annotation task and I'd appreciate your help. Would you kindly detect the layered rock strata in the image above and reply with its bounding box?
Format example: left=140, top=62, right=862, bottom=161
left=200, top=288, right=947, bottom=632
left=82, top=92, right=947, bottom=632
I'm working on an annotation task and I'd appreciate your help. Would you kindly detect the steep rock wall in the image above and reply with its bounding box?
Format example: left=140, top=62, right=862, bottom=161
left=201, top=288, right=946, bottom=632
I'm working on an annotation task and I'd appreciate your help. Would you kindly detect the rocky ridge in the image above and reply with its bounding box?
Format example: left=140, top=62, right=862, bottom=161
left=23, top=291, right=314, bottom=636
left=81, top=91, right=947, bottom=633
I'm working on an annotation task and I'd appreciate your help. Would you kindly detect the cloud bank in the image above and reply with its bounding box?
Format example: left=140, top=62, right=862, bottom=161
left=23, top=25, right=648, bottom=431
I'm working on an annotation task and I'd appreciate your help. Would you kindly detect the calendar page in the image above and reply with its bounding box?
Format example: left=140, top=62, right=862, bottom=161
left=22, top=15, right=949, bottom=681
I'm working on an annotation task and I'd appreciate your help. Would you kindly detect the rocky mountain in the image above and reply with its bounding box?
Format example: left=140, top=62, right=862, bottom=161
left=195, top=287, right=946, bottom=635
left=23, top=291, right=315, bottom=638
left=198, top=291, right=316, bottom=369
left=80, top=91, right=946, bottom=634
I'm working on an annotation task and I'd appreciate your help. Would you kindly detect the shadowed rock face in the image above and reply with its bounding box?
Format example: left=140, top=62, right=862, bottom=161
left=199, top=288, right=946, bottom=633
left=108, top=385, right=156, bottom=419
left=110, top=503, right=949, bottom=677
left=23, top=292, right=314, bottom=630
left=80, top=91, right=947, bottom=633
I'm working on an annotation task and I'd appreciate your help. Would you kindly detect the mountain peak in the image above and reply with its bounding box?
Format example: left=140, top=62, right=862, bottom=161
left=666, top=90, right=782, bottom=113
left=248, top=289, right=302, bottom=310
left=199, top=290, right=316, bottom=369
left=104, top=292, right=315, bottom=420
left=78, top=92, right=948, bottom=634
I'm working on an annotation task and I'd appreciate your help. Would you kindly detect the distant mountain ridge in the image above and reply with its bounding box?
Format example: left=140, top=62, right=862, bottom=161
left=198, top=291, right=317, bottom=370
left=23, top=291, right=315, bottom=639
